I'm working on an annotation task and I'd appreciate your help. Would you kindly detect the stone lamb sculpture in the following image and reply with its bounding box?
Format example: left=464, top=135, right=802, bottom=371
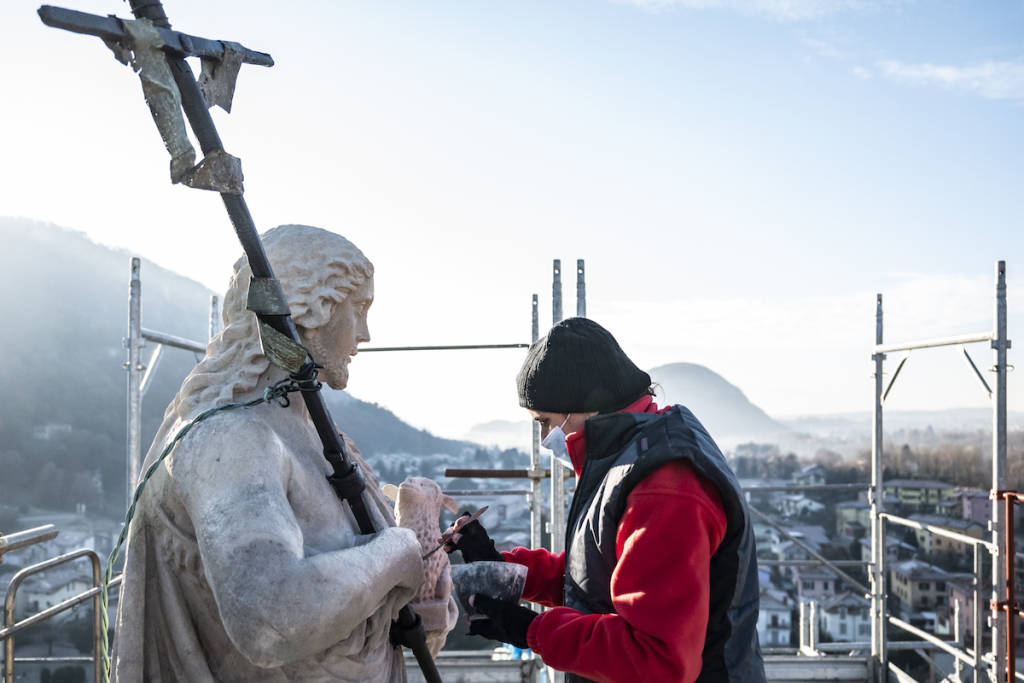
left=112, top=225, right=455, bottom=682
left=382, top=477, right=460, bottom=656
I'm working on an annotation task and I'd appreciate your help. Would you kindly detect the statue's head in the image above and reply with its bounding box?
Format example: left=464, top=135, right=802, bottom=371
left=168, top=225, right=373, bottom=422
left=221, top=224, right=374, bottom=390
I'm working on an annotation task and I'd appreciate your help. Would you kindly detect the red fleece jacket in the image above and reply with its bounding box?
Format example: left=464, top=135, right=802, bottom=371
left=502, top=396, right=727, bottom=683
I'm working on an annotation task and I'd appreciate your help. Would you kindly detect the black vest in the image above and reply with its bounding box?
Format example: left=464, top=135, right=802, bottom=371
left=563, top=406, right=766, bottom=683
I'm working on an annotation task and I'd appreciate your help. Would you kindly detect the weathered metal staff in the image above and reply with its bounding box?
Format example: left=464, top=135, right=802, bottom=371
left=37, top=3, right=441, bottom=681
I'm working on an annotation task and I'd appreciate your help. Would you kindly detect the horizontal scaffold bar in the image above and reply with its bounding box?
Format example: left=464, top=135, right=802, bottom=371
left=874, top=331, right=993, bottom=354
left=443, top=489, right=531, bottom=496
left=745, top=483, right=866, bottom=493
left=0, top=526, right=58, bottom=557
left=360, top=344, right=529, bottom=352
left=888, top=615, right=977, bottom=668
left=141, top=328, right=206, bottom=353
left=880, top=512, right=994, bottom=550
left=444, top=468, right=573, bottom=480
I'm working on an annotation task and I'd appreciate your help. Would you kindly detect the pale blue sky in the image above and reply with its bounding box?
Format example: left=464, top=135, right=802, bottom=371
left=2, top=0, right=1022, bottom=439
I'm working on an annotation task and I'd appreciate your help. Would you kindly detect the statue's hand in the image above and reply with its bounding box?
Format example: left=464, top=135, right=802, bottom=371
left=376, top=526, right=426, bottom=591
left=440, top=512, right=503, bottom=563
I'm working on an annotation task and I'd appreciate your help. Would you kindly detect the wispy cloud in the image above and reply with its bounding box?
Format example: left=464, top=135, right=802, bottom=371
left=618, top=0, right=903, bottom=21
left=852, top=65, right=871, bottom=79
left=599, top=272, right=1024, bottom=416
left=877, top=60, right=1024, bottom=101
left=802, top=37, right=844, bottom=59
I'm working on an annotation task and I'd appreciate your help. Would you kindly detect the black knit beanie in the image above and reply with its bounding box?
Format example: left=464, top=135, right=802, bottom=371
left=516, top=317, right=651, bottom=414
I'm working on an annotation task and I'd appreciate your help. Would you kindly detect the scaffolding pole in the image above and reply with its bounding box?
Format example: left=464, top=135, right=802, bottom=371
left=124, top=259, right=215, bottom=512
left=870, top=293, right=887, bottom=681
left=550, top=260, right=566, bottom=556
left=576, top=259, right=586, bottom=318
left=992, top=261, right=1008, bottom=683
left=209, top=295, right=220, bottom=340
left=125, top=259, right=143, bottom=511
left=530, top=294, right=543, bottom=550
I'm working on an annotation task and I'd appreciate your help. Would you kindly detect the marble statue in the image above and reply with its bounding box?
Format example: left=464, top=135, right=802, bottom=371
left=381, top=477, right=460, bottom=656
left=112, top=224, right=454, bottom=682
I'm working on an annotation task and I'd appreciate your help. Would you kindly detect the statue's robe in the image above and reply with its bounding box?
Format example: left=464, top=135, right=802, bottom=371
left=112, top=400, right=451, bottom=682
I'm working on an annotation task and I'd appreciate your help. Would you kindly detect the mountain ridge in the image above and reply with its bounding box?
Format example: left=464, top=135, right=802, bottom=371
left=0, top=218, right=479, bottom=516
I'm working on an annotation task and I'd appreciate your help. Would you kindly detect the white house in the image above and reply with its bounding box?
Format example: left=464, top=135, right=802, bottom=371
left=757, top=588, right=792, bottom=647
left=793, top=464, right=827, bottom=488
left=778, top=494, right=826, bottom=518
left=818, top=591, right=871, bottom=642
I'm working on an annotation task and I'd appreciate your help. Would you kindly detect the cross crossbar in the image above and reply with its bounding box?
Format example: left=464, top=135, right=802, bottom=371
left=38, top=5, right=274, bottom=66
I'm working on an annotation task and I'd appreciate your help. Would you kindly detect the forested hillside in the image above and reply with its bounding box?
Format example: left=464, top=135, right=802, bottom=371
left=0, top=219, right=494, bottom=518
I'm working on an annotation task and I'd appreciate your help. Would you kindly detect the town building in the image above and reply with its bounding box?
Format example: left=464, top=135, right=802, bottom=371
left=858, top=535, right=915, bottom=564
left=792, top=464, right=826, bottom=488
left=906, top=513, right=985, bottom=558
left=883, top=479, right=955, bottom=515
left=889, top=559, right=967, bottom=629
left=818, top=591, right=871, bottom=642
left=795, top=565, right=840, bottom=604
left=836, top=500, right=870, bottom=538
left=757, top=588, right=793, bottom=647
left=777, top=493, right=825, bottom=518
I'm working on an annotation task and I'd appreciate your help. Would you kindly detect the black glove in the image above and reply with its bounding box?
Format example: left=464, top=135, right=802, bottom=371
left=446, top=512, right=503, bottom=563
left=468, top=594, right=536, bottom=650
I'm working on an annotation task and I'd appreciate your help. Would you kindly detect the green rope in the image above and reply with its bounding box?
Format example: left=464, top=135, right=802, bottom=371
left=98, top=378, right=303, bottom=682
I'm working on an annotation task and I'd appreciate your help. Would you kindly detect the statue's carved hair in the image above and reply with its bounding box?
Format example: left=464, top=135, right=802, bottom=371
left=159, top=224, right=372, bottom=428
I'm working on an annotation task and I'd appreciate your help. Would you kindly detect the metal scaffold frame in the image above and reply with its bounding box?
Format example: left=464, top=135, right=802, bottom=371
left=125, top=257, right=220, bottom=509
left=868, top=260, right=1011, bottom=682
left=10, top=257, right=1012, bottom=683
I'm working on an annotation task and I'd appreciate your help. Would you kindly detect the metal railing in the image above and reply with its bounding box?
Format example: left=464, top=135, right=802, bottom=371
left=0, top=528, right=122, bottom=683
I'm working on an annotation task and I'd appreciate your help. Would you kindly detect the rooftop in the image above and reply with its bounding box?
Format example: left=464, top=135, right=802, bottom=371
left=890, top=559, right=954, bottom=580
left=884, top=479, right=954, bottom=490
left=907, top=513, right=985, bottom=533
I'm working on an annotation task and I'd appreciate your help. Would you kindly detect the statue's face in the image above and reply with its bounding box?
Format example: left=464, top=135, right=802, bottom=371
left=301, top=278, right=373, bottom=390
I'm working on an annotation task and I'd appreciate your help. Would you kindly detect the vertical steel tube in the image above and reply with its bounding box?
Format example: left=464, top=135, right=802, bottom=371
left=549, top=261, right=566, bottom=683
left=550, top=261, right=566, bottom=557
left=808, top=601, right=819, bottom=652
left=992, top=261, right=1008, bottom=683
left=90, top=550, right=102, bottom=683
left=126, top=258, right=143, bottom=512
left=552, top=260, right=562, bottom=325
left=870, top=293, right=887, bottom=680
left=799, top=602, right=807, bottom=650
left=530, top=294, right=543, bottom=550
left=209, top=294, right=220, bottom=341
left=3, top=577, right=12, bottom=683
left=576, top=259, right=586, bottom=318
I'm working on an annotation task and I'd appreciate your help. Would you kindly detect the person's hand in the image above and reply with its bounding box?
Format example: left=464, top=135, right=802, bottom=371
left=440, top=512, right=503, bottom=563
left=467, top=594, right=536, bottom=650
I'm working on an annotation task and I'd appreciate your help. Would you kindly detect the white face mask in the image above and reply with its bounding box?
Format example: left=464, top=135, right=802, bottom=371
left=541, top=414, right=572, bottom=453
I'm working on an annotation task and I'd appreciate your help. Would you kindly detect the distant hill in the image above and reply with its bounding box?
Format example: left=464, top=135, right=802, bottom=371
left=0, top=218, right=479, bottom=517
left=648, top=362, right=786, bottom=439
left=467, top=362, right=788, bottom=449
left=462, top=419, right=533, bottom=452
left=782, top=408, right=1024, bottom=438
